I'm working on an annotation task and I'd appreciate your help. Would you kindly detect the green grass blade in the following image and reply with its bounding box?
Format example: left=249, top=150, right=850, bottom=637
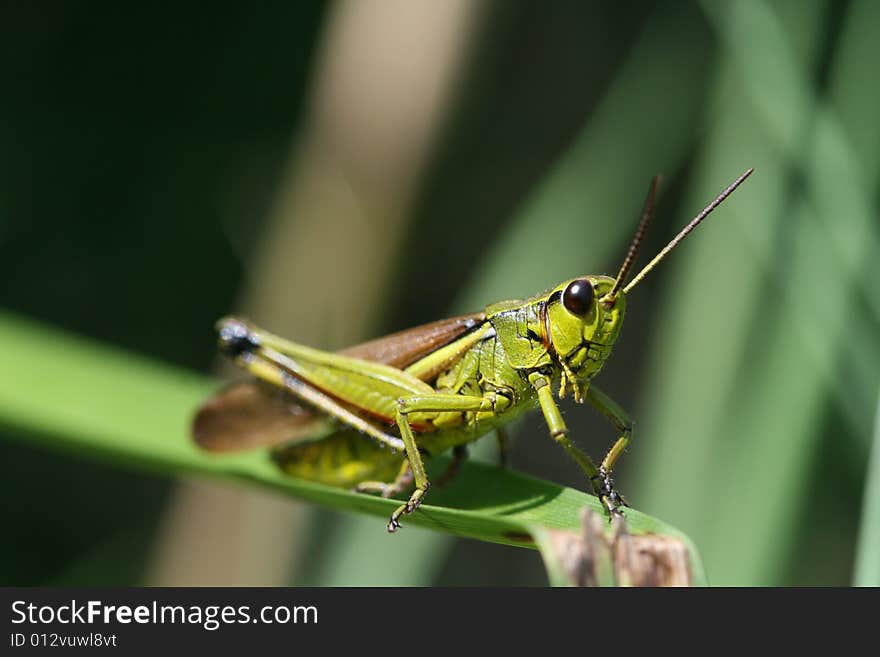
left=635, top=0, right=829, bottom=586
left=635, top=0, right=880, bottom=585
left=854, top=395, right=880, bottom=586
left=830, top=0, right=880, bottom=176
left=0, top=311, right=702, bottom=584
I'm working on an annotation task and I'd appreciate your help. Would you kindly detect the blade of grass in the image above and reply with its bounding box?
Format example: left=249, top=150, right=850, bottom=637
left=854, top=393, right=880, bottom=586
left=637, top=0, right=880, bottom=584
left=702, top=0, right=880, bottom=585
left=637, top=0, right=828, bottom=585
left=0, top=311, right=703, bottom=583
left=830, top=0, right=880, bottom=175
left=633, top=74, right=789, bottom=539
left=640, top=0, right=839, bottom=521
left=704, top=0, right=880, bottom=441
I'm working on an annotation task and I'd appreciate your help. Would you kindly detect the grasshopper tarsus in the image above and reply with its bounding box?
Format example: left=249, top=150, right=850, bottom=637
left=591, top=466, right=627, bottom=520
left=388, top=504, right=409, bottom=532
left=386, top=485, right=427, bottom=531
left=404, top=491, right=425, bottom=514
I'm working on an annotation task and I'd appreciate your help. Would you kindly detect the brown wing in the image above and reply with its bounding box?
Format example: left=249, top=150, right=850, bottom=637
left=193, top=312, right=486, bottom=452
left=193, top=381, right=333, bottom=452
left=338, top=312, right=486, bottom=369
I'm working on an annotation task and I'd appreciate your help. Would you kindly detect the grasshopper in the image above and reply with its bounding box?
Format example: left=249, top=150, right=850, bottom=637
left=193, top=169, right=753, bottom=532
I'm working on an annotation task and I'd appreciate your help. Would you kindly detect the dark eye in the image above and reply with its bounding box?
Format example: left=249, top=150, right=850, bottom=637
left=562, top=279, right=594, bottom=316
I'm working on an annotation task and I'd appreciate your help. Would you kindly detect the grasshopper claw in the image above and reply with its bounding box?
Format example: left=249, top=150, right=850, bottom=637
left=387, top=486, right=427, bottom=533
left=388, top=500, right=409, bottom=532
left=591, top=467, right=627, bottom=520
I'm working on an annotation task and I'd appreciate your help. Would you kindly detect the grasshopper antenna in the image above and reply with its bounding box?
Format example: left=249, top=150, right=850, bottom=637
left=604, top=174, right=661, bottom=305
left=622, top=168, right=754, bottom=295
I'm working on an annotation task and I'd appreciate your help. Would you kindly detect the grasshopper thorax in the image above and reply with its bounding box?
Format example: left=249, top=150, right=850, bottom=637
left=487, top=275, right=627, bottom=402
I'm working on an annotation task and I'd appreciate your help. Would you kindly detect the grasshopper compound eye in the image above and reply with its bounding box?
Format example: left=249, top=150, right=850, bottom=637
left=562, top=278, right=594, bottom=316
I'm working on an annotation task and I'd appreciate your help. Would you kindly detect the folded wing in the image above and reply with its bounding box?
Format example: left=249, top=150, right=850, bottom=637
left=193, top=312, right=486, bottom=452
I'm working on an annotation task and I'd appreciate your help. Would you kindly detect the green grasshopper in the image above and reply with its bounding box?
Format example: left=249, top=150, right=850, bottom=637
left=194, top=169, right=753, bottom=532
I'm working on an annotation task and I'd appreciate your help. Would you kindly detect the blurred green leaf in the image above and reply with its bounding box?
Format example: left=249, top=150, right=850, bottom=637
left=635, top=0, right=880, bottom=585
left=700, top=0, right=880, bottom=440
left=854, top=395, right=880, bottom=586
left=637, top=0, right=826, bottom=586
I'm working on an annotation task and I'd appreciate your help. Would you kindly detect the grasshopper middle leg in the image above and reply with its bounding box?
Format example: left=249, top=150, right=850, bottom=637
left=388, top=392, right=498, bottom=532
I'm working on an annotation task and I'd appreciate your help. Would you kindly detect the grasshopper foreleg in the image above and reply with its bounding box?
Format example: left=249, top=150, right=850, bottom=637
left=529, top=372, right=626, bottom=519
left=585, top=384, right=632, bottom=510
left=388, top=393, right=498, bottom=532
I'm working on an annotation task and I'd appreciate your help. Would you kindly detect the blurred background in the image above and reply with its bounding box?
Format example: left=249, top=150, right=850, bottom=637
left=1, top=0, right=878, bottom=586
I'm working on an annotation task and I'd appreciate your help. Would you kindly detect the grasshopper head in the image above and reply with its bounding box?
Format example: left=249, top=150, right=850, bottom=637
left=545, top=275, right=626, bottom=388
